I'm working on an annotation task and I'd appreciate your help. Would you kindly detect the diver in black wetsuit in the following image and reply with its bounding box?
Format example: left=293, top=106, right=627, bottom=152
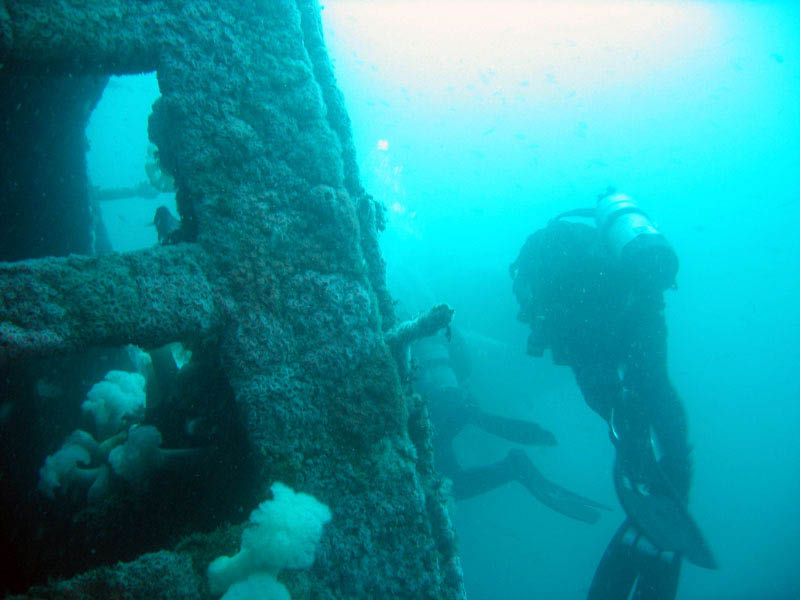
left=412, top=330, right=608, bottom=524
left=510, top=192, right=716, bottom=599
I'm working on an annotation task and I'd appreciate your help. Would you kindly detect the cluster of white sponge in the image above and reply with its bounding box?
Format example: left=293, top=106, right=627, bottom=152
left=37, top=429, right=111, bottom=503
left=38, top=362, right=202, bottom=501
left=38, top=370, right=147, bottom=502
left=80, top=370, right=146, bottom=440
left=208, top=482, right=332, bottom=600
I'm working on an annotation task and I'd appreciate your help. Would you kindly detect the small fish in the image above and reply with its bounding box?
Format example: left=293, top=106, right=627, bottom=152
left=152, top=206, right=181, bottom=245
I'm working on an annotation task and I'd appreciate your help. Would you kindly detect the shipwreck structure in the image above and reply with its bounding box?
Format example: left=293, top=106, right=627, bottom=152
left=0, top=1, right=464, bottom=598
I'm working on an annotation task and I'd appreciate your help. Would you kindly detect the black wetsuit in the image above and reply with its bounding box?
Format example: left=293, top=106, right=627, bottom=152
left=413, top=331, right=607, bottom=524
left=511, top=219, right=691, bottom=498
left=511, top=219, right=696, bottom=599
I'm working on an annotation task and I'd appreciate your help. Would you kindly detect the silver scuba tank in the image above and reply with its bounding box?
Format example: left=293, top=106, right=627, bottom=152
left=595, top=192, right=679, bottom=291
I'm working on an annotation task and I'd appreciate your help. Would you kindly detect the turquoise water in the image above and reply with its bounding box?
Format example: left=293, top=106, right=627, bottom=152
left=322, top=2, right=800, bottom=599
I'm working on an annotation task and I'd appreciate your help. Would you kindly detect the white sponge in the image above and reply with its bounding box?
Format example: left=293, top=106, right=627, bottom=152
left=37, top=433, right=110, bottom=503
left=81, top=370, right=146, bottom=440
left=208, top=482, right=331, bottom=598
left=216, top=573, right=290, bottom=600
left=108, top=425, right=164, bottom=484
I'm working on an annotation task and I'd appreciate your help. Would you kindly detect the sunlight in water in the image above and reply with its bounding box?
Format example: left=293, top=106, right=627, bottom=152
left=327, top=1, right=719, bottom=102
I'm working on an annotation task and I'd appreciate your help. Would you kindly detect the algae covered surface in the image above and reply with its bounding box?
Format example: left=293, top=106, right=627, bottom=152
left=0, top=1, right=462, bottom=598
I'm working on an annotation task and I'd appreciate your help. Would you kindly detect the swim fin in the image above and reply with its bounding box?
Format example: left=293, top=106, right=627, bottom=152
left=588, top=519, right=682, bottom=600
left=473, top=411, right=558, bottom=446
left=613, top=451, right=716, bottom=569
left=508, top=448, right=612, bottom=524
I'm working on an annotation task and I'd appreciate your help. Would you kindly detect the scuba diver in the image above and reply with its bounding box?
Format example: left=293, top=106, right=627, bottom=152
left=509, top=191, right=716, bottom=599
left=412, top=329, right=608, bottom=524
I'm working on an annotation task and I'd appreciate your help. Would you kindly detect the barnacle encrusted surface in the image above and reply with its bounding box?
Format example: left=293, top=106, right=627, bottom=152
left=0, top=1, right=463, bottom=598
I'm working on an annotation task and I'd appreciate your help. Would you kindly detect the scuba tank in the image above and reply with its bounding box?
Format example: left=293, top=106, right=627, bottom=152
left=595, top=192, right=679, bottom=291
left=515, top=192, right=679, bottom=358
left=551, top=191, right=679, bottom=291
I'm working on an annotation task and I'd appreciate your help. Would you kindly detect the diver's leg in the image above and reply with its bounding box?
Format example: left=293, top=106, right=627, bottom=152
left=588, top=520, right=682, bottom=600
left=431, top=386, right=557, bottom=446
left=632, top=554, right=681, bottom=600
left=646, top=386, right=692, bottom=500
left=587, top=521, right=640, bottom=600
left=449, top=458, right=518, bottom=500
left=429, top=387, right=522, bottom=500
left=623, top=291, right=692, bottom=499
left=573, top=362, right=622, bottom=423
left=433, top=435, right=463, bottom=482
left=471, top=410, right=557, bottom=446
left=427, top=386, right=474, bottom=440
